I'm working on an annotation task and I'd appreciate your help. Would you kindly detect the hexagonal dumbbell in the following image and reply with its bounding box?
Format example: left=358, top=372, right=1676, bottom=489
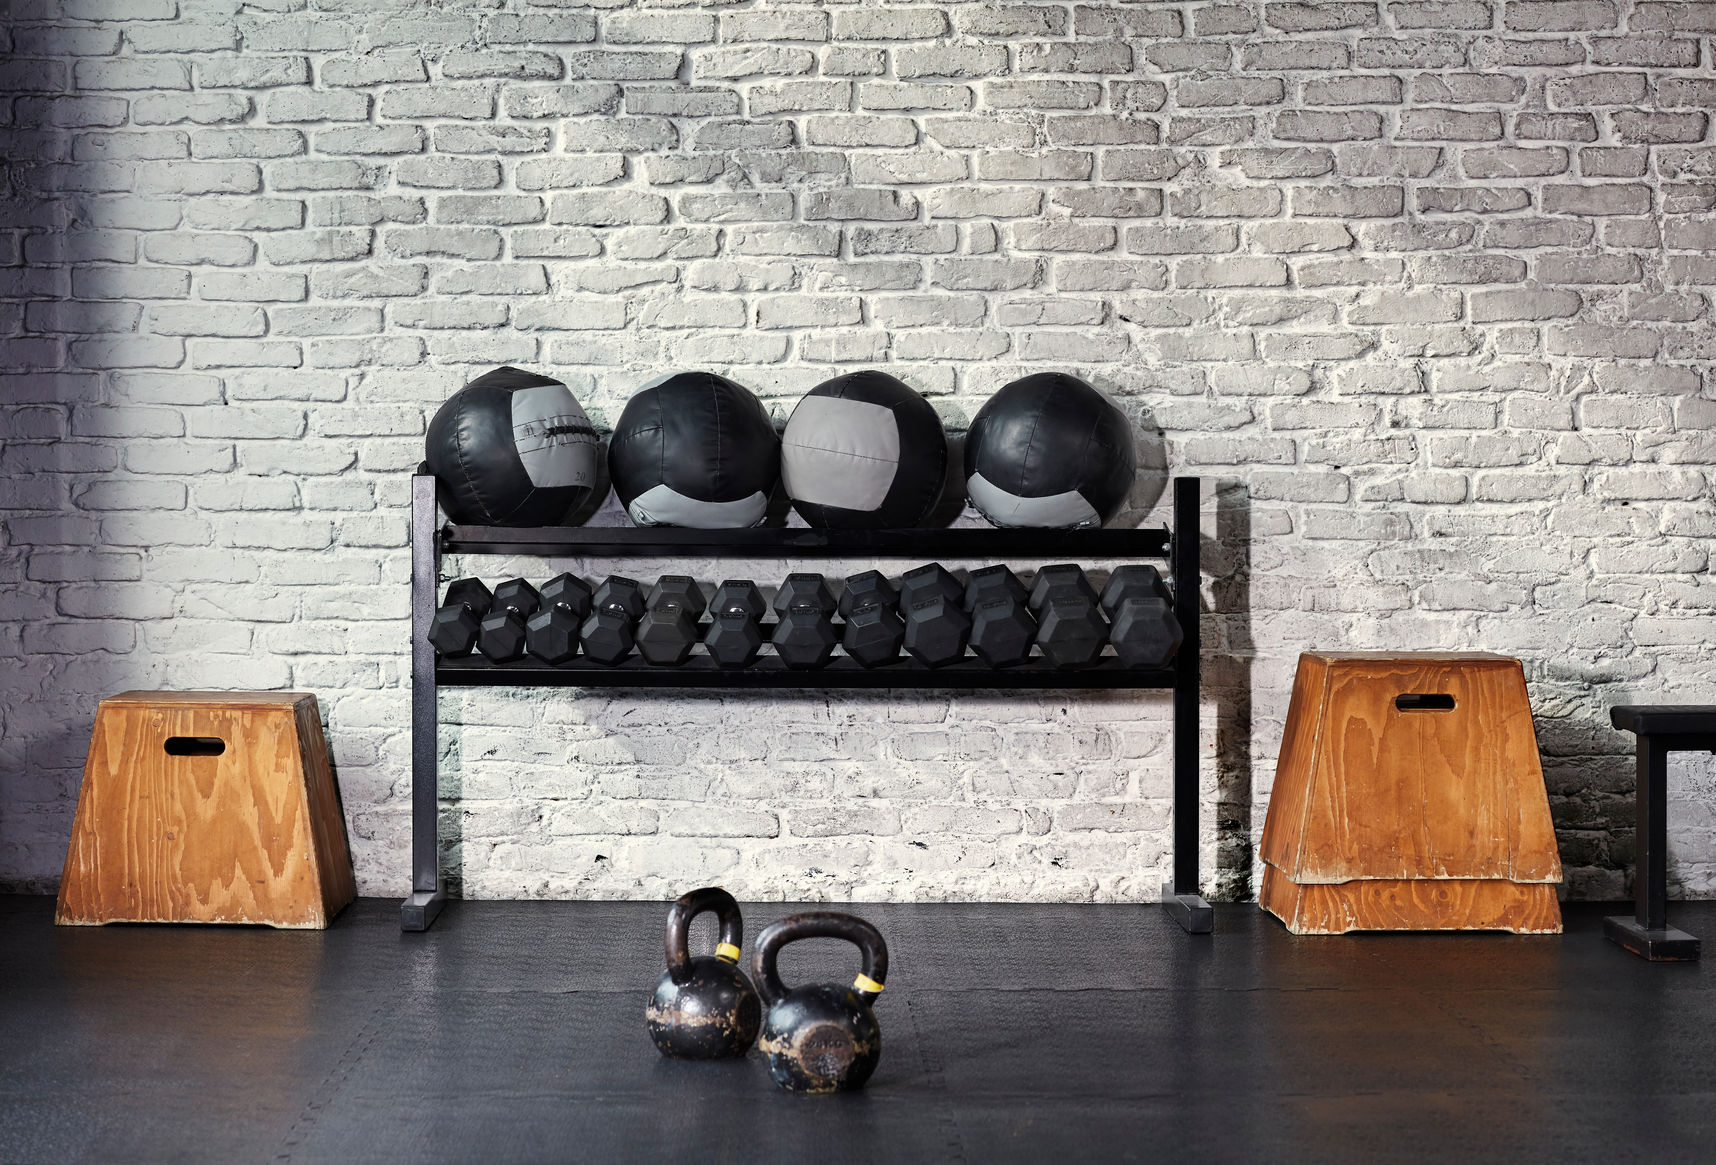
left=581, top=575, right=645, bottom=665
left=525, top=572, right=592, bottom=665
left=477, top=578, right=539, bottom=663
left=637, top=575, right=707, bottom=667
left=771, top=572, right=838, bottom=669
left=427, top=578, right=492, bottom=657
left=1028, top=564, right=1100, bottom=614
left=705, top=580, right=766, bottom=668
left=899, top=563, right=970, bottom=667
left=964, top=565, right=1035, bottom=668
left=1031, top=565, right=1106, bottom=669
left=839, top=570, right=898, bottom=618
left=1100, top=564, right=1182, bottom=668
left=841, top=570, right=903, bottom=668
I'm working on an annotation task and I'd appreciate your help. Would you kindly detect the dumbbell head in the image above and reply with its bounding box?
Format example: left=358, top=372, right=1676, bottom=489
left=843, top=601, right=904, bottom=667
left=772, top=606, right=838, bottom=669
left=902, top=592, right=971, bottom=667
left=711, top=580, right=765, bottom=619
left=491, top=578, right=541, bottom=618
left=581, top=608, right=635, bottom=665
left=477, top=608, right=529, bottom=663
left=964, top=565, right=1027, bottom=612
left=1035, top=595, right=1106, bottom=669
left=900, top=563, right=961, bottom=608
left=1028, top=564, right=1098, bottom=613
left=706, top=608, right=763, bottom=668
left=1099, top=565, right=1169, bottom=616
left=839, top=570, right=898, bottom=618
left=969, top=592, right=1036, bottom=668
left=443, top=577, right=493, bottom=615
left=637, top=598, right=701, bottom=666
left=427, top=577, right=491, bottom=656
left=593, top=575, right=646, bottom=620
left=540, top=572, right=593, bottom=621
left=1109, top=596, right=1183, bottom=668
left=774, top=573, right=835, bottom=615
left=525, top=605, right=580, bottom=664
left=649, top=575, right=706, bottom=619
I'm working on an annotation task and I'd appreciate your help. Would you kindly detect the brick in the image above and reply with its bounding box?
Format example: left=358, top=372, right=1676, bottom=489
left=1504, top=0, right=1618, bottom=29
left=1179, top=78, right=1286, bottom=107
left=1275, top=109, right=1383, bottom=141
left=1470, top=287, right=1582, bottom=321
left=1391, top=1, right=1495, bottom=27
left=895, top=44, right=1011, bottom=79
left=1611, top=112, right=1709, bottom=144
left=1542, top=184, right=1651, bottom=215
left=548, top=191, right=669, bottom=227
left=1294, top=185, right=1406, bottom=216
left=1399, top=109, right=1503, bottom=140
left=321, top=55, right=427, bottom=87
left=1417, top=186, right=1530, bottom=212
left=1462, top=147, right=1568, bottom=178
left=1304, top=75, right=1404, bottom=104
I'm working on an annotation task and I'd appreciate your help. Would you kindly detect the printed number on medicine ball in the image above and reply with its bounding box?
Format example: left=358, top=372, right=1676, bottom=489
left=964, top=372, right=1136, bottom=530
left=607, top=370, right=780, bottom=530
left=425, top=366, right=599, bottom=527
left=781, top=369, right=947, bottom=529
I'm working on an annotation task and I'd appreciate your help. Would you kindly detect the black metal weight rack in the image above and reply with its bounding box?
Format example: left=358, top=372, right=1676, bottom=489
left=404, top=471, right=1212, bottom=935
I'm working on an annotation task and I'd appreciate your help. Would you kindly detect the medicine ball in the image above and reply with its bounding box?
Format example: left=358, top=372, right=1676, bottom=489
left=425, top=365, right=599, bottom=527
left=608, top=371, right=780, bottom=528
left=781, top=369, right=947, bottom=529
left=964, top=372, right=1136, bottom=529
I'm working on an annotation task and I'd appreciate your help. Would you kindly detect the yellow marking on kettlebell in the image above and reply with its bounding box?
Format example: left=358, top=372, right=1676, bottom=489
left=715, top=942, right=742, bottom=963
left=853, top=973, right=885, bottom=994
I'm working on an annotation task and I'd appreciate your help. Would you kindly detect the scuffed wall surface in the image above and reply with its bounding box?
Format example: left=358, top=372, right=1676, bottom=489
left=2, top=0, right=1712, bottom=901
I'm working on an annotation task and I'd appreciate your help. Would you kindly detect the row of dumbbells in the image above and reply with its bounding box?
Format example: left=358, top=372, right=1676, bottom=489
left=427, top=564, right=1183, bottom=670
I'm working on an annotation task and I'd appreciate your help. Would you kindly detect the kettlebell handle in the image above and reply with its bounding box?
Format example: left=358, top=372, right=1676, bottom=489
left=664, top=887, right=745, bottom=986
left=751, top=912, right=889, bottom=1008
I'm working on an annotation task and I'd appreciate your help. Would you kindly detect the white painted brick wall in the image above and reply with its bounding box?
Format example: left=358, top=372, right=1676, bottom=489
left=2, top=0, right=1713, bottom=903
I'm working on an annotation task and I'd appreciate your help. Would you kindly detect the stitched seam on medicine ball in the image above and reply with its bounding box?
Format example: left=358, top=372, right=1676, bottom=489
left=450, top=391, right=489, bottom=524
left=1018, top=382, right=1049, bottom=500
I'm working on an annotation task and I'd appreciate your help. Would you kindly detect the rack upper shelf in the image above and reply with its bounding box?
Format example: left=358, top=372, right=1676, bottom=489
left=439, top=523, right=1175, bottom=559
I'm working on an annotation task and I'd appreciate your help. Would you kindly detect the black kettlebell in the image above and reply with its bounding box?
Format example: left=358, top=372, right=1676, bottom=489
left=752, top=911, right=889, bottom=1094
left=645, top=887, right=761, bottom=1059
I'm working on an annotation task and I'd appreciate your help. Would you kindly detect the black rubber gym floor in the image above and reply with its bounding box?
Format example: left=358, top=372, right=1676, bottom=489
left=1, top=895, right=1711, bottom=1163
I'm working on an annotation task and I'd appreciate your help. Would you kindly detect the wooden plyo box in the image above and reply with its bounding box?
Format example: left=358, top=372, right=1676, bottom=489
left=1260, top=653, right=1563, bottom=935
left=56, top=691, right=355, bottom=929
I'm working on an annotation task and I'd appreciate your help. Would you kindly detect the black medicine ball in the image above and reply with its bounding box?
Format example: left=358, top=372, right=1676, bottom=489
left=607, top=371, right=780, bottom=528
left=425, top=365, right=599, bottom=527
left=964, top=372, right=1136, bottom=529
left=781, top=369, right=947, bottom=529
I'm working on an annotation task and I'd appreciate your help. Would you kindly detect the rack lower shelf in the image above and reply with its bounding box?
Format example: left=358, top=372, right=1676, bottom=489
left=436, top=655, right=1178, bottom=689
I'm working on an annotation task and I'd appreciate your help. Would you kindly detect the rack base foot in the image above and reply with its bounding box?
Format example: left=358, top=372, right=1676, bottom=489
left=1162, top=884, right=1214, bottom=934
left=1605, top=915, right=1700, bottom=961
left=401, top=889, right=446, bottom=932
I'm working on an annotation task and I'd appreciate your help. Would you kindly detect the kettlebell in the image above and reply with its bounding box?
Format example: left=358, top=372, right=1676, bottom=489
left=751, top=911, right=890, bottom=1094
left=645, top=887, right=761, bottom=1059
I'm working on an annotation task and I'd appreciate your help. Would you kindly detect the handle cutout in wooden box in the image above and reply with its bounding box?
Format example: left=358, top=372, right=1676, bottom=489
left=1395, top=693, right=1455, bottom=712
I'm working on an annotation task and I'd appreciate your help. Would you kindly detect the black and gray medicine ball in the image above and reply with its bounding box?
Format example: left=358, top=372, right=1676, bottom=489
left=607, top=371, right=780, bottom=528
left=963, top=372, right=1136, bottom=529
left=425, top=365, right=599, bottom=527
left=781, top=369, right=948, bottom=529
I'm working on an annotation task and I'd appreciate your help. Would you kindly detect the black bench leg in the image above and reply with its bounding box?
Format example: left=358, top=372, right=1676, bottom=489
left=1605, top=736, right=1700, bottom=961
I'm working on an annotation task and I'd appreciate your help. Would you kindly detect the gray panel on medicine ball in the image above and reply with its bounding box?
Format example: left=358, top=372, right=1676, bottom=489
left=425, top=366, right=599, bottom=527
left=963, top=372, right=1135, bottom=529
left=607, top=370, right=780, bottom=529
left=782, top=368, right=947, bottom=529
